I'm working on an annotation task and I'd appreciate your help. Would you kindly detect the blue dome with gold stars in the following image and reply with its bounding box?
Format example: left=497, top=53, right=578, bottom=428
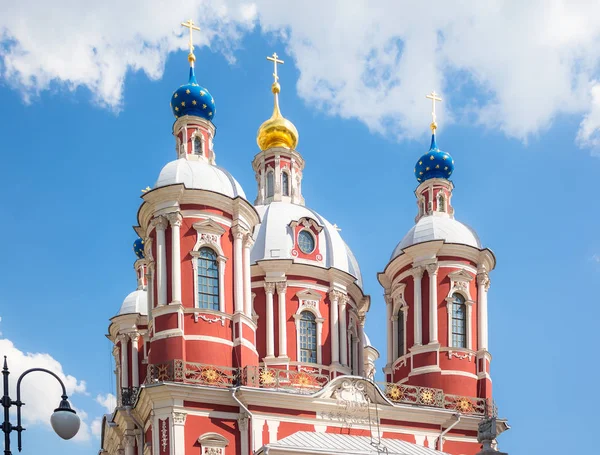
left=414, top=134, right=454, bottom=183
left=133, top=238, right=145, bottom=259
left=170, top=67, right=215, bottom=121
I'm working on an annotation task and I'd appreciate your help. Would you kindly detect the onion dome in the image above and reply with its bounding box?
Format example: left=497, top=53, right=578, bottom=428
left=133, top=238, right=145, bottom=259
left=414, top=134, right=454, bottom=183
left=257, top=81, right=298, bottom=150
left=170, top=66, right=215, bottom=120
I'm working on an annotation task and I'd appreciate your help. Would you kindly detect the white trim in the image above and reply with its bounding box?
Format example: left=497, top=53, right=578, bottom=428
left=440, top=370, right=478, bottom=380
left=185, top=335, right=234, bottom=346
left=180, top=211, right=232, bottom=227
left=151, top=328, right=185, bottom=340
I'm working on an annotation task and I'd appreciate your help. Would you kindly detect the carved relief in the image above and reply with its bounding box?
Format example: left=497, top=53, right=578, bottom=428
left=172, top=412, right=187, bottom=425
left=264, top=282, right=276, bottom=294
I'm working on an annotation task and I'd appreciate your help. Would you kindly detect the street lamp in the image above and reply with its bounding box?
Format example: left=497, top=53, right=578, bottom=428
left=1, top=356, right=80, bottom=454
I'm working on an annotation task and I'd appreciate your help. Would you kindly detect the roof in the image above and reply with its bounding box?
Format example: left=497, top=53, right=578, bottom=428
left=116, top=289, right=147, bottom=316
left=258, top=432, right=450, bottom=455
left=155, top=158, right=246, bottom=198
left=391, top=215, right=481, bottom=259
left=251, top=202, right=363, bottom=288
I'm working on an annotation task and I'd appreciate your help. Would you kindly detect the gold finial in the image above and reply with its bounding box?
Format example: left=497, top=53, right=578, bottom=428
left=181, top=19, right=201, bottom=66
left=426, top=90, right=442, bottom=133
left=256, top=52, right=299, bottom=151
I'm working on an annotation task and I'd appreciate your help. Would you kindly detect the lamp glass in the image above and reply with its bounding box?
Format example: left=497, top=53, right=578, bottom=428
left=50, top=409, right=81, bottom=440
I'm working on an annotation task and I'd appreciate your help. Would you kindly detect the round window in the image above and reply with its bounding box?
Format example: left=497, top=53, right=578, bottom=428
left=298, top=230, right=315, bottom=254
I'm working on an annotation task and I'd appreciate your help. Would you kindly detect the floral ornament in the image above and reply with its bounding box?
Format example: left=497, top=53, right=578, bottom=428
left=201, top=368, right=221, bottom=384
left=386, top=385, right=404, bottom=402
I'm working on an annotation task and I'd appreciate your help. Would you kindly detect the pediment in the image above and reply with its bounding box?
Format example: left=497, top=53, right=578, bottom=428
left=193, top=219, right=226, bottom=236
left=295, top=289, right=322, bottom=301
left=448, top=269, right=473, bottom=283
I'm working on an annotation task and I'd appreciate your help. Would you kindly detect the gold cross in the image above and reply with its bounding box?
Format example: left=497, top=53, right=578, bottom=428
left=266, top=52, right=284, bottom=83
left=426, top=90, right=442, bottom=128
left=181, top=19, right=201, bottom=56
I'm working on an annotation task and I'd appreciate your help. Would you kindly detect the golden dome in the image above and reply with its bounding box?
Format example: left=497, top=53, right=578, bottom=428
left=257, top=82, right=299, bottom=151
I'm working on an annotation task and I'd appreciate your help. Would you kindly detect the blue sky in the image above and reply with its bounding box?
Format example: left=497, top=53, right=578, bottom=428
left=1, top=3, right=600, bottom=454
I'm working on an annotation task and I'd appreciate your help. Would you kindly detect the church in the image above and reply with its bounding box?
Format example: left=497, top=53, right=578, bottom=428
left=99, top=19, right=509, bottom=455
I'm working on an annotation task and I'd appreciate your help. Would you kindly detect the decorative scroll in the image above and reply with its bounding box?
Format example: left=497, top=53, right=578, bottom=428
left=245, top=366, right=329, bottom=394
left=193, top=313, right=226, bottom=326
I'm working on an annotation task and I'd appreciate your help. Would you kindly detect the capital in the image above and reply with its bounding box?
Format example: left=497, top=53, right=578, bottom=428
left=166, top=212, right=183, bottom=227
left=328, top=289, right=345, bottom=303
left=243, top=233, right=255, bottom=249
left=172, top=411, right=187, bottom=425
left=129, top=332, right=140, bottom=343
left=425, top=263, right=439, bottom=275
left=477, top=272, right=491, bottom=290
left=124, top=435, right=136, bottom=448
left=238, top=415, right=249, bottom=431
left=264, top=282, right=276, bottom=294
left=412, top=266, right=424, bottom=279
left=153, top=216, right=168, bottom=231
left=275, top=281, right=287, bottom=294
left=231, top=225, right=248, bottom=239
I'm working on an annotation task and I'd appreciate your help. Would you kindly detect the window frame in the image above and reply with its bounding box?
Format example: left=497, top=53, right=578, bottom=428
left=282, top=171, right=290, bottom=197
left=196, top=247, right=220, bottom=310
left=266, top=170, right=274, bottom=198
left=297, top=229, right=316, bottom=254
left=298, top=310, right=317, bottom=363
left=450, top=293, right=467, bottom=348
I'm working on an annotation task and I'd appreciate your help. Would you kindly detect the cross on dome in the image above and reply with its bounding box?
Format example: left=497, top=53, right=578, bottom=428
left=266, top=52, right=284, bottom=83
left=181, top=19, right=201, bottom=66
left=426, top=90, right=442, bottom=133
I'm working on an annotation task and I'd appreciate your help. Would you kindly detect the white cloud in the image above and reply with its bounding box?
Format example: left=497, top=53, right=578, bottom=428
left=0, top=338, right=91, bottom=442
left=95, top=393, right=116, bottom=414
left=2, top=1, right=600, bottom=148
left=91, top=417, right=103, bottom=439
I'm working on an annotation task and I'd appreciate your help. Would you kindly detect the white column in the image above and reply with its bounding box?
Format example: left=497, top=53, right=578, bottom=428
left=274, top=154, right=281, bottom=201
left=119, top=335, right=128, bottom=389
left=168, top=213, right=182, bottom=305
left=238, top=416, right=249, bottom=455
left=353, top=338, right=360, bottom=375
left=146, top=265, right=154, bottom=321
left=123, top=435, right=135, bottom=455
left=386, top=296, right=393, bottom=365
left=276, top=281, right=288, bottom=358
left=477, top=271, right=490, bottom=351
left=155, top=217, right=168, bottom=306
left=218, top=258, right=226, bottom=312
left=329, top=290, right=341, bottom=364
left=426, top=263, right=439, bottom=344
left=112, top=346, right=121, bottom=405
left=392, top=315, right=399, bottom=360
left=357, top=316, right=365, bottom=376
left=130, top=333, right=139, bottom=388
left=171, top=412, right=186, bottom=455
left=316, top=318, right=324, bottom=364
left=233, top=227, right=245, bottom=313
left=339, top=296, right=348, bottom=366
left=243, top=235, right=254, bottom=317
left=265, top=283, right=275, bottom=358
left=413, top=267, right=424, bottom=346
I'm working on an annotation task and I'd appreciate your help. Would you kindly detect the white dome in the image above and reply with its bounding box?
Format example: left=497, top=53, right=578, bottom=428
left=155, top=159, right=246, bottom=198
left=251, top=202, right=363, bottom=288
left=391, top=215, right=481, bottom=259
left=117, top=290, right=147, bottom=316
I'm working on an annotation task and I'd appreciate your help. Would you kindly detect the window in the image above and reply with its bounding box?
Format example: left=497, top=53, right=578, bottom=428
left=397, top=310, right=405, bottom=357
left=298, top=230, right=315, bottom=254
left=451, top=293, right=467, bottom=348
left=266, top=171, right=274, bottom=198
left=193, top=136, right=203, bottom=155
left=438, top=193, right=446, bottom=212
left=197, top=247, right=219, bottom=310
left=282, top=172, right=289, bottom=196
left=299, top=311, right=317, bottom=363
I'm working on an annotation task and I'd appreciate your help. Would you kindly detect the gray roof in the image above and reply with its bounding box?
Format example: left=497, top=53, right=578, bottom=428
left=259, top=432, right=449, bottom=455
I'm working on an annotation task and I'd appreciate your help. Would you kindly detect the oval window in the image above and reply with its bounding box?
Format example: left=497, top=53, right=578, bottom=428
left=298, top=230, right=315, bottom=254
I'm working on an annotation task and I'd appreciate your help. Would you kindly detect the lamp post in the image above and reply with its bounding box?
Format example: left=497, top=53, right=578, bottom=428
left=1, top=356, right=80, bottom=454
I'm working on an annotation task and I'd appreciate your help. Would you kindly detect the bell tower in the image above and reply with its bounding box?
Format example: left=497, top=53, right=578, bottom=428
left=378, top=92, right=494, bottom=401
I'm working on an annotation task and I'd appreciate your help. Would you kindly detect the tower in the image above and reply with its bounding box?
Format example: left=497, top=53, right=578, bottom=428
left=378, top=92, right=494, bottom=400
left=250, top=53, right=376, bottom=377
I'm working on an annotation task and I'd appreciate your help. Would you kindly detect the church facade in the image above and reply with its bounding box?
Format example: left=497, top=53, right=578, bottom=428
left=99, top=21, right=509, bottom=455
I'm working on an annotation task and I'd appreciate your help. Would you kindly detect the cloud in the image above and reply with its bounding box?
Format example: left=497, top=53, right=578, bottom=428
left=96, top=393, right=116, bottom=413
left=91, top=417, right=103, bottom=439
left=0, top=338, right=91, bottom=442
left=2, top=1, right=600, bottom=148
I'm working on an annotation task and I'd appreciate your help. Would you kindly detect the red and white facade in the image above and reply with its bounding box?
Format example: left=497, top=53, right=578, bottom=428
left=99, top=65, right=508, bottom=455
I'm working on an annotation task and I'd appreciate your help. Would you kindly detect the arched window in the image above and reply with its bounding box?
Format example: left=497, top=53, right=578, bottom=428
left=193, top=136, right=203, bottom=155
left=266, top=171, right=274, bottom=198
left=451, top=293, right=467, bottom=348
left=438, top=193, right=446, bottom=212
left=282, top=172, right=289, bottom=196
left=397, top=310, right=405, bottom=357
left=297, top=230, right=315, bottom=254
left=299, top=311, right=317, bottom=363
left=197, top=248, right=219, bottom=310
